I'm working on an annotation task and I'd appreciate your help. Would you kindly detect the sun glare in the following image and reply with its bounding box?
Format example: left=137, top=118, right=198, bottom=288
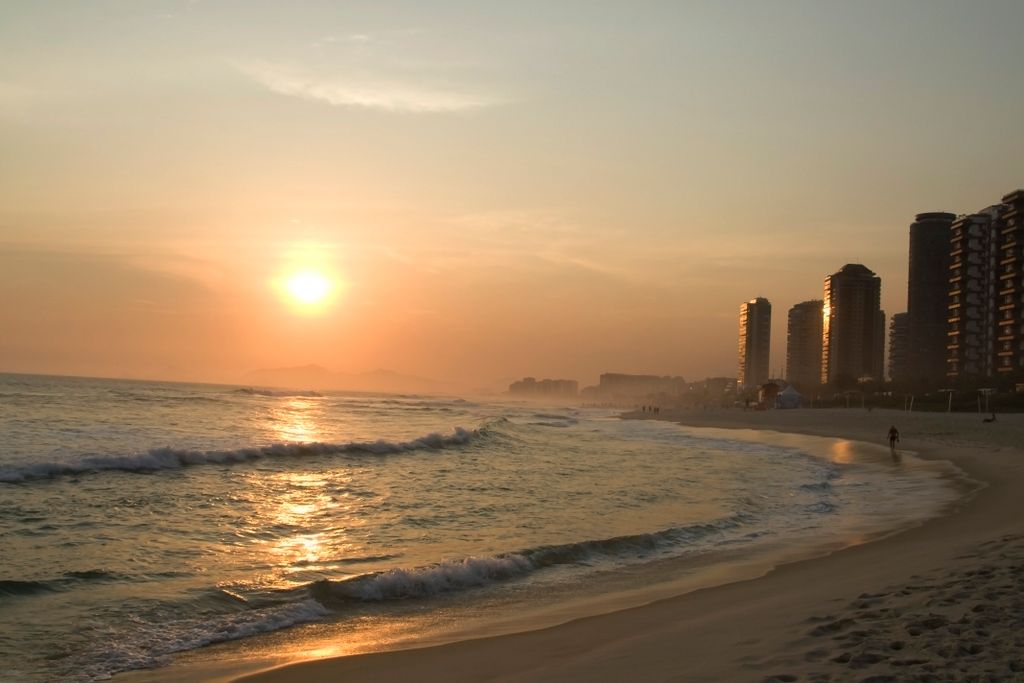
left=286, top=271, right=330, bottom=304
left=275, top=268, right=337, bottom=314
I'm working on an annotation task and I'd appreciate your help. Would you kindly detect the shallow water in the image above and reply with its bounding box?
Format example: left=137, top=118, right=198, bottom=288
left=0, top=374, right=962, bottom=682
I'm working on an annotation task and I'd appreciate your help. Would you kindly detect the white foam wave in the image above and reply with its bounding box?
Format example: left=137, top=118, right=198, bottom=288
left=76, top=599, right=329, bottom=682
left=312, top=518, right=749, bottom=604
left=319, top=555, right=534, bottom=602
left=0, top=428, right=477, bottom=483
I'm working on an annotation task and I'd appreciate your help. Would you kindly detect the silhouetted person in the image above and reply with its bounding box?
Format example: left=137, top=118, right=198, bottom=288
left=888, top=425, right=900, bottom=450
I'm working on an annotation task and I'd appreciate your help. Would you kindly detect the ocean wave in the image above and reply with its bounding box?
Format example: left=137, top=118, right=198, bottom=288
left=0, top=428, right=479, bottom=483
left=77, top=599, right=330, bottom=683
left=309, top=517, right=748, bottom=605
left=231, top=388, right=323, bottom=398
left=0, top=579, right=54, bottom=597
left=533, top=412, right=577, bottom=422
left=0, top=570, right=125, bottom=598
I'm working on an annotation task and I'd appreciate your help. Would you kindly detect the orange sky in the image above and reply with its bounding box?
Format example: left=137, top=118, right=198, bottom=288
left=1, top=2, right=1022, bottom=391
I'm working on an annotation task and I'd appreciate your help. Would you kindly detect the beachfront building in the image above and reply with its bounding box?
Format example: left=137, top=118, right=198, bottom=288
left=738, top=297, right=771, bottom=390
left=946, top=207, right=1002, bottom=383
left=822, top=264, right=885, bottom=387
left=907, top=212, right=956, bottom=389
left=508, top=377, right=579, bottom=397
left=996, top=190, right=1024, bottom=382
left=946, top=189, right=1024, bottom=387
left=785, top=300, right=823, bottom=391
left=889, top=312, right=909, bottom=385
left=583, top=373, right=687, bottom=403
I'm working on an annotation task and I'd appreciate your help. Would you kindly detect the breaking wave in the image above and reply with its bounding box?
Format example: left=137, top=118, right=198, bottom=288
left=0, top=428, right=479, bottom=483
left=309, top=517, right=749, bottom=605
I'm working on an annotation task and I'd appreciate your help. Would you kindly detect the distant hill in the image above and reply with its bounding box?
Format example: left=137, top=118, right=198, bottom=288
left=242, top=364, right=460, bottom=395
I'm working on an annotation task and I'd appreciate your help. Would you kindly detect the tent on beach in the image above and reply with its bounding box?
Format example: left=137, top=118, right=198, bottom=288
left=776, top=385, right=803, bottom=409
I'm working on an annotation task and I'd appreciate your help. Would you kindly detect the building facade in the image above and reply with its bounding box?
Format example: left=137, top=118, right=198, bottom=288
left=945, top=190, right=1024, bottom=387
left=996, top=190, right=1024, bottom=380
left=738, top=297, right=771, bottom=389
left=907, top=212, right=956, bottom=389
left=508, top=377, right=579, bottom=397
left=591, top=373, right=685, bottom=397
left=946, top=207, right=1002, bottom=383
left=786, top=299, right=823, bottom=391
left=889, top=312, right=909, bottom=385
left=822, top=264, right=885, bottom=386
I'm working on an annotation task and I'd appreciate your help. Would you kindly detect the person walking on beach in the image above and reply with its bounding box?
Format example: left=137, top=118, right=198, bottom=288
left=888, top=425, right=900, bottom=450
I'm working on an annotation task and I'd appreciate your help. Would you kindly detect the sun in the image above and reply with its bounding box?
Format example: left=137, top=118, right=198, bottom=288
left=285, top=271, right=331, bottom=304
left=275, top=268, right=337, bottom=314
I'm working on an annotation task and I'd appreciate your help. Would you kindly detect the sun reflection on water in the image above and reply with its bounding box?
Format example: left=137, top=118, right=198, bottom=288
left=826, top=439, right=856, bottom=463
left=270, top=397, right=324, bottom=443
left=257, top=469, right=370, bottom=582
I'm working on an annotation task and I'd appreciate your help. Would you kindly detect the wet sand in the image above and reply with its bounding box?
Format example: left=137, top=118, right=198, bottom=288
left=119, top=408, right=1024, bottom=682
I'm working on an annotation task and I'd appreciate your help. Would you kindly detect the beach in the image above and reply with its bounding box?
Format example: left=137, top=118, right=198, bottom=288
left=154, top=407, right=1024, bottom=683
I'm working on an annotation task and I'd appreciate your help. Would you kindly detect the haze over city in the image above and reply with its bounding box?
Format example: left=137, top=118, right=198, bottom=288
left=2, top=1, right=1023, bottom=389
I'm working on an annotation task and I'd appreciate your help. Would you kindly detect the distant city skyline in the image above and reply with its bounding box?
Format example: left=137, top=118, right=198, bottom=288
left=1, top=2, right=1023, bottom=388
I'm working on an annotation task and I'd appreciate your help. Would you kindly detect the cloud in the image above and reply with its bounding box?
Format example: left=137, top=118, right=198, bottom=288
left=236, top=61, right=501, bottom=113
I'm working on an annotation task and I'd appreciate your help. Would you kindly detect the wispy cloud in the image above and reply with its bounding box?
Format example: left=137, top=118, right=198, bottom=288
left=236, top=61, right=501, bottom=113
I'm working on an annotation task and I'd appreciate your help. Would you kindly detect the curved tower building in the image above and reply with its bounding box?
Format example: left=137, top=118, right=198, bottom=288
left=907, top=212, right=956, bottom=389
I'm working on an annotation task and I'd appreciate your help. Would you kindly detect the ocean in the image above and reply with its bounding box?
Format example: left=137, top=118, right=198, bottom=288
left=0, top=373, right=964, bottom=682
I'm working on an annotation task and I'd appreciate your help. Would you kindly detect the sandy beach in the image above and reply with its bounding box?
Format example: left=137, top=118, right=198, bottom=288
left=119, top=407, right=1024, bottom=682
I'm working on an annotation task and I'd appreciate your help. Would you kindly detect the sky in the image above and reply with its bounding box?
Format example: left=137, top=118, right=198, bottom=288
left=2, top=1, right=1023, bottom=391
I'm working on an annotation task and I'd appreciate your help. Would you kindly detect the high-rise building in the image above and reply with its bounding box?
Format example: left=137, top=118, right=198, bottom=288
left=946, top=207, right=1002, bottom=382
left=738, top=297, right=771, bottom=389
left=822, top=264, right=885, bottom=386
left=907, top=212, right=955, bottom=389
left=786, top=300, right=823, bottom=390
left=889, top=312, right=909, bottom=385
left=945, top=189, right=1024, bottom=387
left=996, top=190, right=1024, bottom=380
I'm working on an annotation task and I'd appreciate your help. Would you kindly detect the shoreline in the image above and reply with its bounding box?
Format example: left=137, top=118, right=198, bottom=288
left=120, top=408, right=1024, bottom=682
